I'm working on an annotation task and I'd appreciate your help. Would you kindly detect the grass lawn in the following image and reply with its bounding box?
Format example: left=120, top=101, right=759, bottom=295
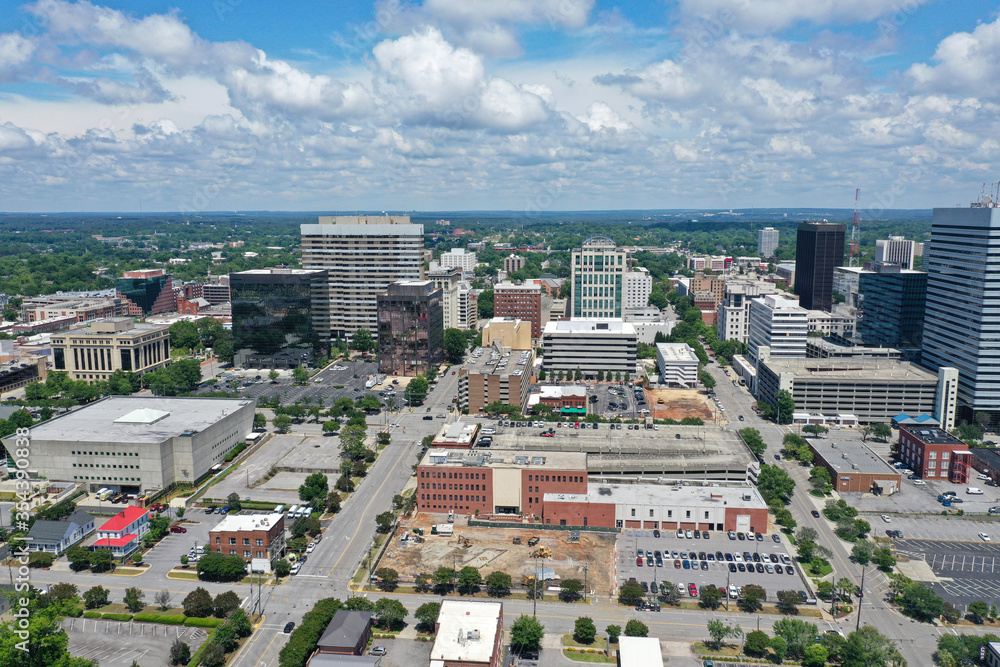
left=110, top=567, right=147, bottom=576
left=167, top=570, right=199, bottom=580
left=562, top=634, right=608, bottom=650
left=807, top=562, right=834, bottom=577
left=693, top=641, right=741, bottom=657
left=562, top=650, right=615, bottom=663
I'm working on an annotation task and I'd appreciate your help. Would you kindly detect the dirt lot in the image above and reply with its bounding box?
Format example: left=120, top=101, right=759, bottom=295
left=643, top=388, right=714, bottom=421
left=379, top=513, right=617, bottom=594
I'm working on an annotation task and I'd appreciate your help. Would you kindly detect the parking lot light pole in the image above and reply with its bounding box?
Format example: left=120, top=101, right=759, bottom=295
left=855, top=565, right=866, bottom=631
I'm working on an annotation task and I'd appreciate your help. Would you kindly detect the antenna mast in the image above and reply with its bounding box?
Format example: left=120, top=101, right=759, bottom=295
left=849, top=187, right=861, bottom=267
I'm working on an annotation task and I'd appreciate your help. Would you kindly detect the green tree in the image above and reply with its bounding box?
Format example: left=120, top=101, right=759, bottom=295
left=558, top=578, right=583, bottom=603
left=872, top=422, right=893, bottom=441
left=738, top=584, right=766, bottom=612
left=414, top=602, right=441, bottom=632
left=351, top=329, right=375, bottom=355
left=83, top=585, right=110, bottom=609
left=196, top=552, right=250, bottom=582
left=213, top=591, right=241, bottom=618
left=443, top=328, right=469, bottom=364
left=415, top=572, right=433, bottom=593
left=170, top=320, right=201, bottom=349
left=775, top=389, right=795, bottom=423
left=299, top=472, right=329, bottom=505
left=810, top=466, right=833, bottom=493
left=803, top=643, right=829, bottom=667
left=273, top=414, right=292, bottom=432
left=606, top=624, right=622, bottom=644
left=169, top=639, right=191, bottom=666
left=457, top=566, right=482, bottom=592
left=802, top=424, right=829, bottom=436
left=405, top=376, right=430, bottom=405
left=969, top=600, right=989, bottom=624
left=374, top=598, right=407, bottom=630
left=375, top=511, right=396, bottom=533
left=292, top=366, right=310, bottom=385
left=776, top=589, right=800, bottom=615
left=274, top=559, right=291, bottom=578
left=658, top=581, right=681, bottom=606
left=123, top=587, right=145, bottom=613
left=433, top=566, right=456, bottom=593
left=268, top=369, right=280, bottom=382
left=900, top=581, right=944, bottom=621
left=757, top=465, right=796, bottom=504
left=842, top=626, right=904, bottom=667
left=618, top=581, right=645, bottom=606
left=510, top=615, right=545, bottom=654
left=573, top=616, right=597, bottom=644
left=699, top=370, right=716, bottom=391
left=706, top=619, right=730, bottom=650
left=225, top=492, right=242, bottom=512
left=89, top=549, right=113, bottom=572
left=739, top=427, right=767, bottom=458
left=182, top=587, right=214, bottom=618
left=624, top=619, right=649, bottom=637
left=852, top=541, right=875, bottom=566
left=253, top=412, right=267, bottom=429
left=374, top=568, right=399, bottom=591
left=775, top=509, right=797, bottom=531
left=485, top=570, right=512, bottom=597
left=744, top=630, right=771, bottom=657
left=953, top=423, right=983, bottom=443
left=872, top=546, right=896, bottom=570
left=700, top=585, right=723, bottom=610
left=773, top=618, right=818, bottom=659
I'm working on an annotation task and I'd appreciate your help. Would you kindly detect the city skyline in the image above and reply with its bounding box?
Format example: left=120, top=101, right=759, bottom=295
left=0, top=1, right=997, bottom=212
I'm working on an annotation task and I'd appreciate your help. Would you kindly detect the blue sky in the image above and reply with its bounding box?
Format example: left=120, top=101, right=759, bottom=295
left=0, top=0, right=998, bottom=212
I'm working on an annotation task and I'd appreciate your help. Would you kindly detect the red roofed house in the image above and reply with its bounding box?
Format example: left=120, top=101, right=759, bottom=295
left=92, top=505, right=150, bottom=556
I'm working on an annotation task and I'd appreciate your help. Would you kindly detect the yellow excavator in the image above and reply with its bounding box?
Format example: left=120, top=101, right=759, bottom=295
left=532, top=546, right=552, bottom=558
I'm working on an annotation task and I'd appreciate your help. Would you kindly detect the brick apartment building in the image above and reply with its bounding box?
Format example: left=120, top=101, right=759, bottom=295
left=898, top=425, right=973, bottom=483
left=493, top=281, right=542, bottom=339
left=209, top=513, right=286, bottom=562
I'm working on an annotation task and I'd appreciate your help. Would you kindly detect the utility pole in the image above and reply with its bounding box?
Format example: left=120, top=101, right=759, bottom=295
left=725, top=570, right=730, bottom=611
left=856, top=565, right=866, bottom=631
left=583, top=563, right=589, bottom=604
left=453, top=555, right=458, bottom=596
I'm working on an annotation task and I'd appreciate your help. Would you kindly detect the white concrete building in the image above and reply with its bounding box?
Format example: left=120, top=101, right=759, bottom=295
left=542, top=320, right=637, bottom=378
left=623, top=267, right=653, bottom=309
left=717, top=280, right=780, bottom=343
left=301, top=215, right=423, bottom=342
left=440, top=248, right=478, bottom=272
left=748, top=295, right=807, bottom=362
left=875, top=236, right=917, bottom=270
left=2, top=397, right=256, bottom=494
left=430, top=600, right=504, bottom=667
left=758, top=227, right=779, bottom=257
left=655, top=343, right=699, bottom=388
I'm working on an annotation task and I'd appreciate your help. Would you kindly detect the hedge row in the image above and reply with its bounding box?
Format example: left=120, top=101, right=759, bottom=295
left=184, top=617, right=223, bottom=628
left=133, top=613, right=186, bottom=625
left=102, top=613, right=134, bottom=622
left=83, top=612, right=101, bottom=619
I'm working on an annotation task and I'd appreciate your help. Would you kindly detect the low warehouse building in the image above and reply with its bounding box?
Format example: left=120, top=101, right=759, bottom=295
left=430, top=600, right=504, bottom=667
left=542, top=482, right=768, bottom=532
left=809, top=438, right=901, bottom=494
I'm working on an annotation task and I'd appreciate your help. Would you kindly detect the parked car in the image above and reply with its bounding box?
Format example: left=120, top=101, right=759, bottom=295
left=881, top=515, right=891, bottom=523
left=688, top=583, right=698, bottom=597
left=170, top=526, right=187, bottom=533
left=370, top=646, right=387, bottom=656
left=284, top=622, right=295, bottom=633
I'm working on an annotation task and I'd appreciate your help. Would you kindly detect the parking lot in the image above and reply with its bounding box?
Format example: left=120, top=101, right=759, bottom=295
left=63, top=617, right=209, bottom=665
left=204, top=359, right=380, bottom=405
left=616, top=529, right=808, bottom=603
left=588, top=384, right=648, bottom=420
left=864, top=514, right=1000, bottom=541
left=893, top=539, right=1000, bottom=607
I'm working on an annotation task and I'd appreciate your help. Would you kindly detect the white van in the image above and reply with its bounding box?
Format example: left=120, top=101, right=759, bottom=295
left=967, top=487, right=985, bottom=495
left=289, top=505, right=300, bottom=517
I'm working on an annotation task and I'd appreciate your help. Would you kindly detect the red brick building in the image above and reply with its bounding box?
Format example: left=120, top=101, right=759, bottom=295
left=209, top=513, right=285, bottom=561
left=898, top=425, right=973, bottom=483
left=493, top=281, right=542, bottom=339
left=417, top=450, right=587, bottom=517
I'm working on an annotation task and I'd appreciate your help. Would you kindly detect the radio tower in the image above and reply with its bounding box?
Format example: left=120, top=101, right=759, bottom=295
left=849, top=187, right=861, bottom=267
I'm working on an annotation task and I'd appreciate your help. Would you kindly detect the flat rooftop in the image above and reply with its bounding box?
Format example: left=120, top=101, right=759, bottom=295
left=901, top=425, right=965, bottom=446
left=462, top=347, right=531, bottom=377
left=544, top=320, right=635, bottom=335
left=810, top=438, right=901, bottom=476
left=56, top=320, right=168, bottom=337
left=656, top=343, right=698, bottom=363
left=537, top=385, right=586, bottom=399
left=211, top=513, right=283, bottom=533
left=232, top=268, right=325, bottom=275
left=434, top=421, right=479, bottom=444
left=420, top=449, right=587, bottom=471
left=22, top=396, right=253, bottom=444
left=617, top=637, right=664, bottom=667
left=431, top=600, right=501, bottom=664
left=545, top=481, right=765, bottom=508
left=762, top=358, right=938, bottom=381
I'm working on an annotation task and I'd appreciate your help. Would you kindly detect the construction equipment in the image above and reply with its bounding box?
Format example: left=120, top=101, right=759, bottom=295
left=532, top=546, right=552, bottom=558
left=512, top=537, right=522, bottom=545
left=527, top=536, right=540, bottom=547
left=459, top=537, right=472, bottom=548
left=412, top=527, right=424, bottom=536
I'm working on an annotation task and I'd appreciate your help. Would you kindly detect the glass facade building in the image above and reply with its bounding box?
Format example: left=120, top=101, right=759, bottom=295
left=922, top=206, right=1000, bottom=420
left=856, top=266, right=927, bottom=353
left=116, top=271, right=173, bottom=314
left=572, top=235, right=626, bottom=319
left=230, top=269, right=327, bottom=369
left=794, top=222, right=845, bottom=312
left=377, top=281, right=443, bottom=377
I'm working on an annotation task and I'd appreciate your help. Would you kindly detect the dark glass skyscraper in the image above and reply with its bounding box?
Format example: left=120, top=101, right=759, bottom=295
left=377, top=280, right=443, bottom=377
left=230, top=269, right=327, bottom=368
left=856, top=264, right=927, bottom=353
left=795, top=222, right=845, bottom=312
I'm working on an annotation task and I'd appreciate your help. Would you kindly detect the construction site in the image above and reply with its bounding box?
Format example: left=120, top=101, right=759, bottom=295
left=377, top=513, right=617, bottom=595
left=644, top=388, right=715, bottom=422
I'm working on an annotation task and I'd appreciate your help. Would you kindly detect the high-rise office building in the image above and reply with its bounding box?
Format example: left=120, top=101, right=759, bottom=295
left=875, top=236, right=917, bottom=270
left=301, top=215, right=423, bottom=342
left=623, top=268, right=653, bottom=309
left=230, top=268, right=327, bottom=368
left=493, top=280, right=542, bottom=339
left=922, top=205, right=1000, bottom=421
left=571, top=235, right=627, bottom=319
left=794, top=222, right=845, bottom=312
left=856, top=264, right=927, bottom=352
left=758, top=227, right=779, bottom=257
left=377, top=281, right=444, bottom=377
left=116, top=269, right=174, bottom=315
left=748, top=295, right=808, bottom=362
left=503, top=254, right=525, bottom=274
left=439, top=248, right=478, bottom=272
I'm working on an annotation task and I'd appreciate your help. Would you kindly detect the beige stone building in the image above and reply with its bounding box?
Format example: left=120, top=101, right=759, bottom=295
left=51, top=318, right=170, bottom=383
left=481, top=317, right=532, bottom=351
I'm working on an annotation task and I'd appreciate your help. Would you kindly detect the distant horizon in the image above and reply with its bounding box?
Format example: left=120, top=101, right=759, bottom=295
left=0, top=207, right=935, bottom=216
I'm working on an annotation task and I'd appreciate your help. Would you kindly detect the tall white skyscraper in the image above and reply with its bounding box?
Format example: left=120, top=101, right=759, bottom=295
left=571, top=235, right=628, bottom=319
left=875, top=236, right=916, bottom=269
left=301, top=215, right=423, bottom=342
left=922, top=206, right=1000, bottom=420
left=623, top=268, right=653, bottom=309
left=758, top=227, right=779, bottom=257
left=748, top=295, right=808, bottom=362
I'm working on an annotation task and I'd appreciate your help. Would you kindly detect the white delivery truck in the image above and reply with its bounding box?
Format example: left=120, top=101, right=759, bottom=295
left=967, top=487, right=985, bottom=495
